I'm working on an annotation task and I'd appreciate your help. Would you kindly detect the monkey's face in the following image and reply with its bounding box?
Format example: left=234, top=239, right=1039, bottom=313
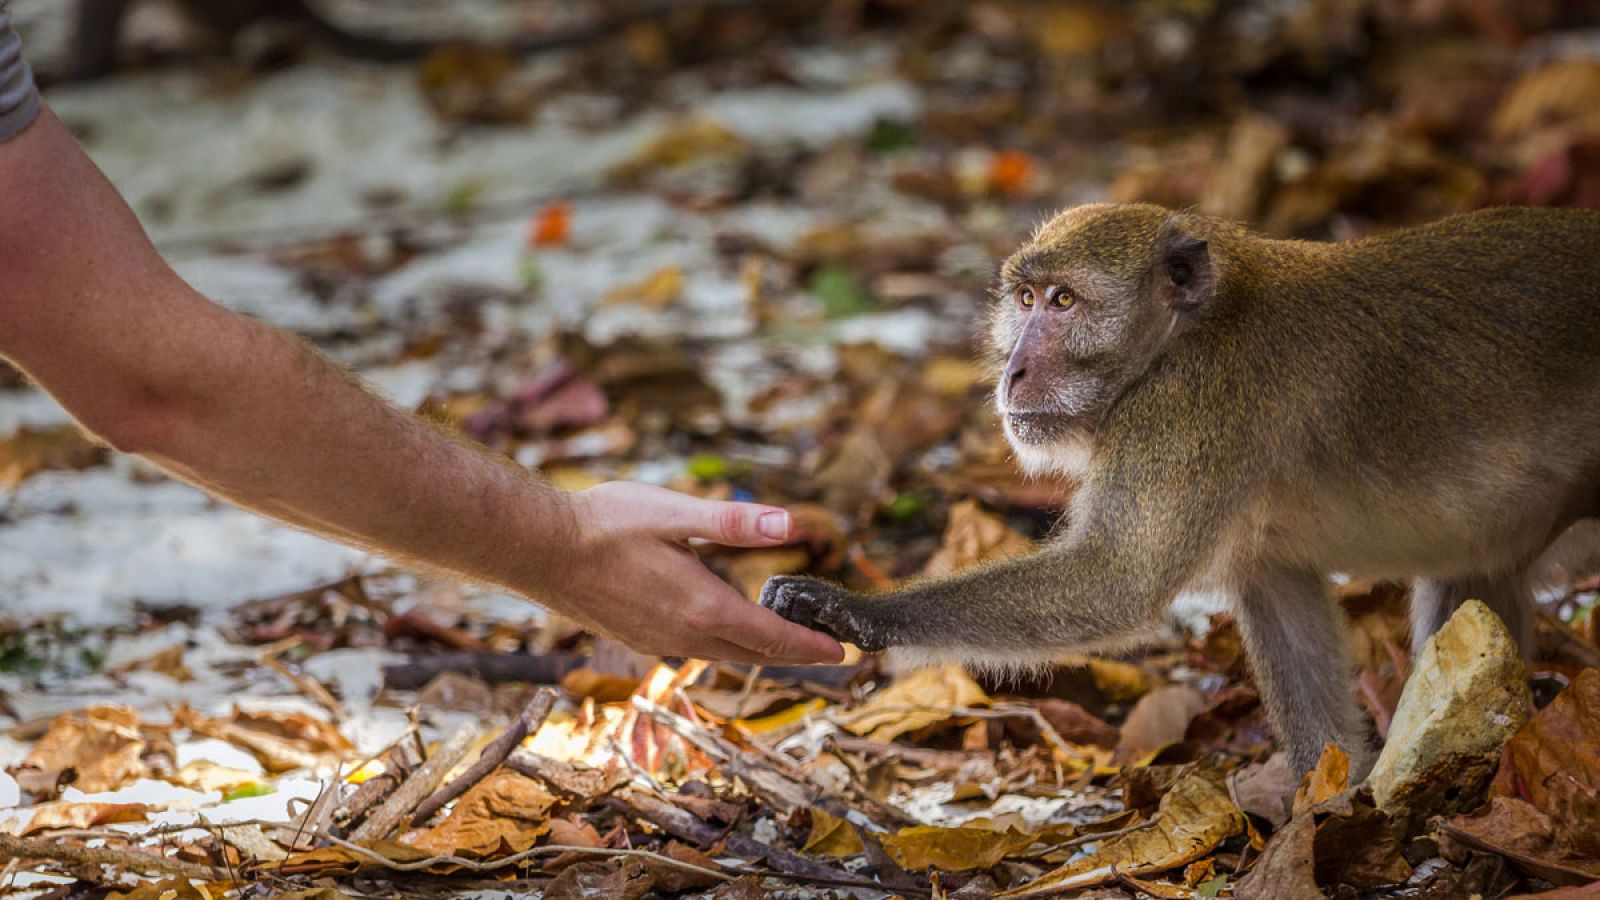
left=990, top=204, right=1212, bottom=476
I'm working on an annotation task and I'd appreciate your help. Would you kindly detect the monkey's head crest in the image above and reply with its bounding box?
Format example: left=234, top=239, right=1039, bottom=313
left=989, top=203, right=1218, bottom=476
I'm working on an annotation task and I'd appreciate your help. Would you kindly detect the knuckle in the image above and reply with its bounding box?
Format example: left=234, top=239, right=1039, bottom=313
left=713, top=504, right=747, bottom=543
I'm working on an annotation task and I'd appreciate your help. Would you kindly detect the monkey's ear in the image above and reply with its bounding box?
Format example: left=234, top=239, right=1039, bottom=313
left=1154, top=219, right=1215, bottom=312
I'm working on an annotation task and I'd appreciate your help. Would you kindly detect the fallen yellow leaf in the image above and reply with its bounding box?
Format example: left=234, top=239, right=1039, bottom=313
left=881, top=825, right=1039, bottom=872
left=804, top=808, right=864, bottom=858
left=1000, top=762, right=1245, bottom=896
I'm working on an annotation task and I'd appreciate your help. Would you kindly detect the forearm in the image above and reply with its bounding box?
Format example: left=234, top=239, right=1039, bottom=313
left=0, top=108, right=573, bottom=598
left=140, top=306, right=576, bottom=595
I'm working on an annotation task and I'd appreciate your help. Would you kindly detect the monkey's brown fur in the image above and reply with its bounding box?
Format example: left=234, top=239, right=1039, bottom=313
left=764, top=203, right=1600, bottom=777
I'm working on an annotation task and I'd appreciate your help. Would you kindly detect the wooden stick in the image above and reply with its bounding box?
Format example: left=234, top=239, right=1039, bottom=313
left=260, top=653, right=345, bottom=719
left=633, top=697, right=811, bottom=813
left=315, top=832, right=732, bottom=881
left=331, top=730, right=421, bottom=838
left=613, top=788, right=893, bottom=891
left=382, top=652, right=586, bottom=690
left=410, top=688, right=558, bottom=826
left=349, top=723, right=481, bottom=842
left=0, top=833, right=229, bottom=882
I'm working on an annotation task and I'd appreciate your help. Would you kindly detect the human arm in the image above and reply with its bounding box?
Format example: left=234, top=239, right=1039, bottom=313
left=0, top=107, right=843, bottom=665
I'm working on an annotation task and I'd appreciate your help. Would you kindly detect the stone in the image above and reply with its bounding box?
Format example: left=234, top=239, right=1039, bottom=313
left=1365, top=599, right=1529, bottom=833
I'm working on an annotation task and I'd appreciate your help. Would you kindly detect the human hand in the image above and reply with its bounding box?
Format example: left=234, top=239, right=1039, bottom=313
left=553, top=482, right=846, bottom=665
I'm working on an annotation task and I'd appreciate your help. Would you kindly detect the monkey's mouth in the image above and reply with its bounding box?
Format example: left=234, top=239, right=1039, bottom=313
left=1004, top=411, right=1072, bottom=443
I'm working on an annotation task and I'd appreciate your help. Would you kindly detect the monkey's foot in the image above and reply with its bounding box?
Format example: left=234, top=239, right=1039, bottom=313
left=760, top=576, right=889, bottom=652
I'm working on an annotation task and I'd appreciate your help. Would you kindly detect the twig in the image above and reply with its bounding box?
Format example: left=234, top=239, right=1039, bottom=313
left=734, top=664, right=765, bottom=719
left=828, top=734, right=996, bottom=768
left=633, top=696, right=812, bottom=813
left=332, top=738, right=419, bottom=837
left=613, top=788, right=917, bottom=894
left=831, top=703, right=1089, bottom=778
left=316, top=832, right=731, bottom=881
left=278, top=779, right=339, bottom=853
left=411, top=687, right=558, bottom=826
left=0, top=833, right=229, bottom=882
left=1030, top=819, right=1157, bottom=859
left=821, top=735, right=921, bottom=830
left=1435, top=819, right=1600, bottom=885
left=261, top=653, right=346, bottom=718
left=506, top=747, right=617, bottom=799
left=382, top=652, right=587, bottom=690
left=349, top=723, right=482, bottom=841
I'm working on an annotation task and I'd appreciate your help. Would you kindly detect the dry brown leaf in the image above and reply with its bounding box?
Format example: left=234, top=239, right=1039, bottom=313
left=600, top=266, right=685, bottom=309
left=561, top=668, right=642, bottom=704
left=1116, top=686, right=1208, bottom=758
left=17, top=706, right=147, bottom=794
left=804, top=808, right=865, bottom=858
left=880, top=825, right=1039, bottom=872
left=0, top=425, right=105, bottom=490
left=920, top=356, right=989, bottom=397
left=1237, top=787, right=1411, bottom=899
left=1000, top=762, right=1244, bottom=896
left=1228, top=754, right=1296, bottom=828
left=545, top=816, right=605, bottom=851
left=614, top=119, right=746, bottom=176
left=407, top=769, right=557, bottom=856
left=1293, top=744, right=1351, bottom=817
left=648, top=841, right=725, bottom=893
left=1492, top=59, right=1600, bottom=141
left=1056, top=655, right=1158, bottom=703
left=544, top=857, right=656, bottom=899
left=839, top=665, right=990, bottom=741
left=1439, top=795, right=1600, bottom=886
left=172, top=759, right=264, bottom=794
left=110, top=879, right=251, bottom=900
left=175, top=705, right=353, bottom=773
left=112, top=644, right=193, bottom=682
left=920, top=499, right=1035, bottom=578
left=21, top=801, right=150, bottom=835
left=1492, top=668, right=1600, bottom=855
left=1033, top=698, right=1119, bottom=748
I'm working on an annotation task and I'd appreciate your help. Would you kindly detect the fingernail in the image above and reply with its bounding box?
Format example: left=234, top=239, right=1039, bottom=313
left=757, top=510, right=790, bottom=541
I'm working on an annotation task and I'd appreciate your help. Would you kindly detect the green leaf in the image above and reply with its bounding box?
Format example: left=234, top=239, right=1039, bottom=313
left=687, top=454, right=729, bottom=481
left=866, top=119, right=919, bottom=154
left=223, top=783, right=277, bottom=802
left=811, top=265, right=875, bottom=319
left=884, top=491, right=930, bottom=523
left=445, top=182, right=481, bottom=217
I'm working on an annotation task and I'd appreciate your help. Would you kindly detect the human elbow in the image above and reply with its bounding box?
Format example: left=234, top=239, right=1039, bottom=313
left=85, top=389, right=185, bottom=457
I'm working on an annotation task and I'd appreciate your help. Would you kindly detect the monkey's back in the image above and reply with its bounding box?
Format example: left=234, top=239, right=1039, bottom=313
left=1243, top=207, right=1600, bottom=575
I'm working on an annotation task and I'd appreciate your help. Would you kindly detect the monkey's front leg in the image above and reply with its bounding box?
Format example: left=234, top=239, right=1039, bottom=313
left=1235, top=567, right=1373, bottom=777
left=760, top=541, right=1174, bottom=657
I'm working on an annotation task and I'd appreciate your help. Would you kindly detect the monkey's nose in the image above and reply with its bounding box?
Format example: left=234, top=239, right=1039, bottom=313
left=1006, top=364, right=1026, bottom=392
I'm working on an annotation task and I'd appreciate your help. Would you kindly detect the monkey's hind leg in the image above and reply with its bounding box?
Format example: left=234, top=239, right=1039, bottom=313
left=1235, top=567, right=1373, bottom=778
left=1410, top=572, right=1535, bottom=661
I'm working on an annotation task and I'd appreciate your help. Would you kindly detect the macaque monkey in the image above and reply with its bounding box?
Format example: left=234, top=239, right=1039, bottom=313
left=764, top=202, right=1600, bottom=776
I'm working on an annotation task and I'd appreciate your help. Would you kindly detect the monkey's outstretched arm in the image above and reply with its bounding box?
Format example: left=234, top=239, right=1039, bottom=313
left=762, top=459, right=1235, bottom=654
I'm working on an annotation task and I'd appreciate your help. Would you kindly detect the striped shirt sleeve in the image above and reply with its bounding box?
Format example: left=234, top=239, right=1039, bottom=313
left=0, top=0, right=40, bottom=142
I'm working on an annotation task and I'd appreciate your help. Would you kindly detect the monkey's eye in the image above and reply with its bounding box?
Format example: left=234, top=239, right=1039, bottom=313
left=1047, top=286, right=1076, bottom=308
left=1016, top=286, right=1036, bottom=309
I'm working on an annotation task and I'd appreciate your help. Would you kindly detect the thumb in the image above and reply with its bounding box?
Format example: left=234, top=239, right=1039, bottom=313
left=671, top=498, right=792, bottom=547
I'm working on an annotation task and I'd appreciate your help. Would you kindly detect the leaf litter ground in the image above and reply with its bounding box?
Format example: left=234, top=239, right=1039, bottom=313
left=5, top=1, right=1600, bottom=897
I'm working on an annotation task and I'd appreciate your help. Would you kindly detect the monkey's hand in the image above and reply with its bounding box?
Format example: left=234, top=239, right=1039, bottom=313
left=760, top=576, right=891, bottom=652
